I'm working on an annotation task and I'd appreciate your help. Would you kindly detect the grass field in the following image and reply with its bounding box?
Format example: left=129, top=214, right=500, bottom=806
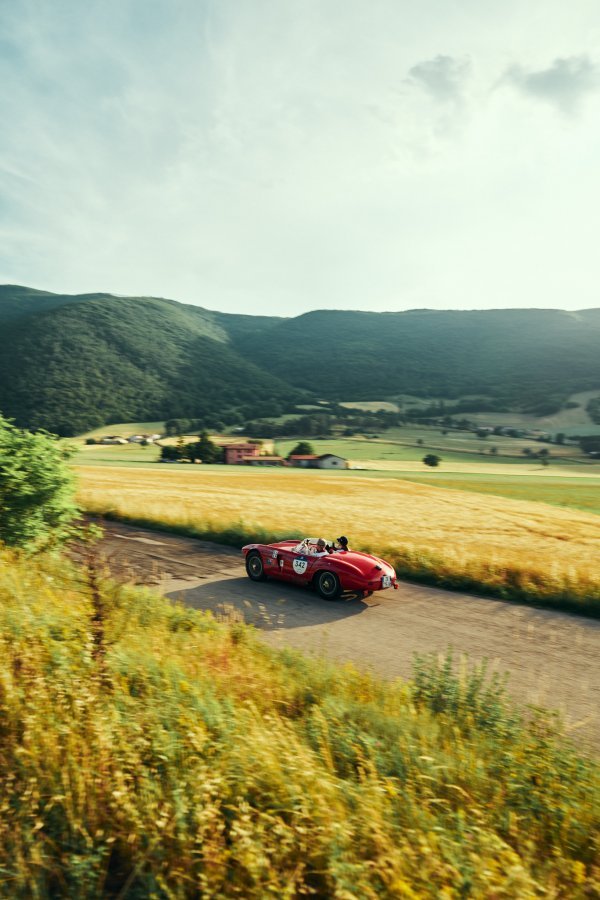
left=277, top=430, right=588, bottom=461
left=341, top=388, right=600, bottom=435
left=70, top=420, right=600, bottom=529
left=77, top=464, right=600, bottom=615
left=3, top=548, right=598, bottom=896
left=400, top=473, right=600, bottom=517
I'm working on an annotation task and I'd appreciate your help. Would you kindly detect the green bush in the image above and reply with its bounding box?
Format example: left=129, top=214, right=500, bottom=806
left=0, top=415, right=79, bottom=549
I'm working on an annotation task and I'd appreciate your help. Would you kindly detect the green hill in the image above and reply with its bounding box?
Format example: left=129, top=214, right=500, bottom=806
left=1, top=285, right=599, bottom=434
left=0, top=288, right=296, bottom=435
left=239, top=308, right=600, bottom=413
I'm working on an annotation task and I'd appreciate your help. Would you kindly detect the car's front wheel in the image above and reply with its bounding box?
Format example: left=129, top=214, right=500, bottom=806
left=246, top=551, right=267, bottom=581
left=315, top=570, right=341, bottom=600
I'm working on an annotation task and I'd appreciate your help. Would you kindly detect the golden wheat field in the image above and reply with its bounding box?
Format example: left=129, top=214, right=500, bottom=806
left=77, top=465, right=600, bottom=607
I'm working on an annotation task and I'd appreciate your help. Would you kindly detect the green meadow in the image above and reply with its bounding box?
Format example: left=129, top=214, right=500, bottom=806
left=1, top=547, right=598, bottom=897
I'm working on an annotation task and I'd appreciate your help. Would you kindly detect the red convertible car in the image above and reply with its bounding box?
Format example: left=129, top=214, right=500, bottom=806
left=242, top=537, right=399, bottom=600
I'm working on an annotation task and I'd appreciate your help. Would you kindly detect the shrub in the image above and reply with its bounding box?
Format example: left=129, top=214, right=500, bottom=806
left=0, top=415, right=79, bottom=549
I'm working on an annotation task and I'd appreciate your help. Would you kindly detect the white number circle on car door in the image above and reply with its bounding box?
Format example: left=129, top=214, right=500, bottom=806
left=293, top=558, right=308, bottom=575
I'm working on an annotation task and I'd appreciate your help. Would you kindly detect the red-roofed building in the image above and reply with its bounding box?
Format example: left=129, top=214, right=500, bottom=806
left=288, top=454, right=320, bottom=468
left=224, top=443, right=261, bottom=465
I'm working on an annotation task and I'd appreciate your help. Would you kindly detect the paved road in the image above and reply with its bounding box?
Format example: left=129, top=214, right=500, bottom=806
left=97, top=520, right=600, bottom=750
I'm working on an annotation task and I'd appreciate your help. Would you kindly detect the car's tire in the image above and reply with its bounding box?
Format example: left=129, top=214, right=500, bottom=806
left=246, top=551, right=267, bottom=582
left=315, top=570, right=342, bottom=600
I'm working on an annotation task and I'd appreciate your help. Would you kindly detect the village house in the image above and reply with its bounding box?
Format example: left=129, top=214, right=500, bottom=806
left=127, top=433, right=162, bottom=443
left=223, top=443, right=261, bottom=465
left=288, top=453, right=347, bottom=469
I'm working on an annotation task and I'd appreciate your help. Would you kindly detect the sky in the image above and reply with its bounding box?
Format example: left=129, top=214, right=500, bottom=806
left=1, top=0, right=599, bottom=315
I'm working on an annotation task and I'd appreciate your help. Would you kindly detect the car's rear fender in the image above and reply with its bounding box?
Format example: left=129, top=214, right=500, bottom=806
left=310, top=558, right=363, bottom=586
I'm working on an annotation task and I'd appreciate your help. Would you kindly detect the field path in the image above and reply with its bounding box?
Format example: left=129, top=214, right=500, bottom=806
left=97, top=520, right=600, bottom=750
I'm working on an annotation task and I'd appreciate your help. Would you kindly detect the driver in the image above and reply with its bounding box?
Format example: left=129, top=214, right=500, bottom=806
left=311, top=538, right=329, bottom=557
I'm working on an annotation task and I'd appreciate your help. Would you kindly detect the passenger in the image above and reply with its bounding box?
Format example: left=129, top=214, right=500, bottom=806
left=334, top=536, right=349, bottom=552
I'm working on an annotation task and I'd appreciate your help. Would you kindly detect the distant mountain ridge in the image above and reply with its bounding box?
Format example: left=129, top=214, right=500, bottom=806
left=1, top=285, right=599, bottom=434
left=239, top=307, right=600, bottom=409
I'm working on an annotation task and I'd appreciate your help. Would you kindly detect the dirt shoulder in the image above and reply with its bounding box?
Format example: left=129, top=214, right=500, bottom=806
left=95, top=520, right=600, bottom=751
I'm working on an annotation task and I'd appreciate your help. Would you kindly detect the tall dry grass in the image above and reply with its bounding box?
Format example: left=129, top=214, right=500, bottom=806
left=1, top=547, right=599, bottom=896
left=77, top=465, right=600, bottom=614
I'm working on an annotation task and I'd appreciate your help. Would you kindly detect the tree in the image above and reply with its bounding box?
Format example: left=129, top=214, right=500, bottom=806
left=160, top=445, right=180, bottom=461
left=288, top=441, right=314, bottom=458
left=0, top=415, right=79, bottom=550
left=165, top=418, right=190, bottom=437
left=423, top=454, right=441, bottom=468
left=188, top=431, right=222, bottom=464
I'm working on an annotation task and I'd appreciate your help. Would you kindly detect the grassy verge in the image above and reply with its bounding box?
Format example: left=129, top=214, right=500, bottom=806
left=1, top=548, right=599, bottom=897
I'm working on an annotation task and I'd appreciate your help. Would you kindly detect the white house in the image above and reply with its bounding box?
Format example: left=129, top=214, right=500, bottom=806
left=314, top=454, right=347, bottom=469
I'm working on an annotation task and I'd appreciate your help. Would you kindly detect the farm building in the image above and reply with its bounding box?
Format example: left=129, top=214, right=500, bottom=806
left=315, top=454, right=347, bottom=469
left=244, top=455, right=285, bottom=467
left=288, top=454, right=319, bottom=468
left=223, top=443, right=261, bottom=465
left=128, top=433, right=162, bottom=443
left=289, top=454, right=347, bottom=469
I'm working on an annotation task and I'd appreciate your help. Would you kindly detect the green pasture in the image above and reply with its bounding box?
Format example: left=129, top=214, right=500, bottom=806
left=400, top=473, right=600, bottom=517
left=274, top=434, right=585, bottom=465
left=73, top=442, right=161, bottom=466
left=381, top=426, right=584, bottom=459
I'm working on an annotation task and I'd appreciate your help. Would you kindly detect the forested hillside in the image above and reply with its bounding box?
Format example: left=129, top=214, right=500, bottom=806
left=0, top=287, right=296, bottom=434
left=239, top=308, right=600, bottom=414
left=1, top=285, right=599, bottom=433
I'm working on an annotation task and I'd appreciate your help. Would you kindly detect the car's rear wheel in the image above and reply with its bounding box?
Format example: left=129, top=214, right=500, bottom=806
left=246, top=551, right=267, bottom=581
left=315, top=570, right=341, bottom=600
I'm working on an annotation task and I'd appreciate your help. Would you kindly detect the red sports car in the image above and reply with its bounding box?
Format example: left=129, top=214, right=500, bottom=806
left=242, top=537, right=399, bottom=600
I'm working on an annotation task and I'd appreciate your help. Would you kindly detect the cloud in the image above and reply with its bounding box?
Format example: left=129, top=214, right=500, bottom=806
left=1, top=2, right=600, bottom=313
left=504, top=55, right=599, bottom=114
left=407, top=55, right=471, bottom=103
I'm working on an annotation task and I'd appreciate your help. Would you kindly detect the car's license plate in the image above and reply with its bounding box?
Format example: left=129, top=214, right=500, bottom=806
left=382, top=575, right=391, bottom=588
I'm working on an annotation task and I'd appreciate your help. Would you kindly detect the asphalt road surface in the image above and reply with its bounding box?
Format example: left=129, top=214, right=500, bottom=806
left=96, top=520, right=600, bottom=751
